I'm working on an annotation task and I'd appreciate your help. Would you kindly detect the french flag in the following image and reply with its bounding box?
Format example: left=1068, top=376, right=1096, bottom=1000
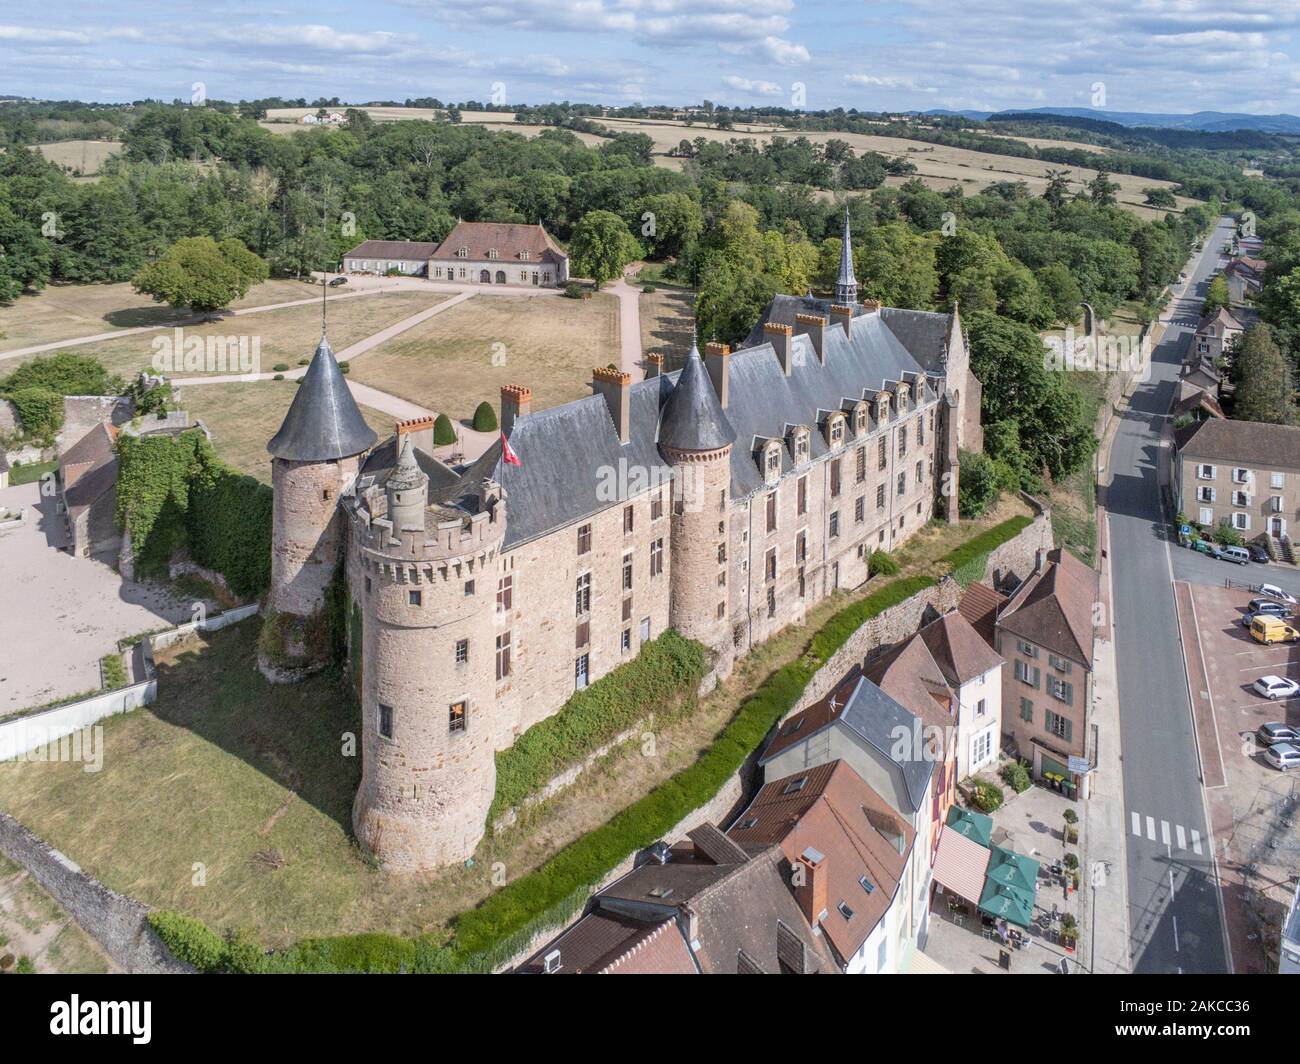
left=501, top=432, right=521, bottom=466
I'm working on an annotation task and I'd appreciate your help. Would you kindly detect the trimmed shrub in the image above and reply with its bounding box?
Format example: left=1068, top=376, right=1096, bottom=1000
left=273, top=373, right=284, bottom=381
left=339, top=361, right=350, bottom=374
left=867, top=549, right=899, bottom=577
left=562, top=282, right=584, bottom=299
left=272, top=363, right=289, bottom=372
left=148, top=911, right=226, bottom=971
left=472, top=401, right=498, bottom=433
left=433, top=412, right=456, bottom=445
left=1000, top=760, right=1031, bottom=794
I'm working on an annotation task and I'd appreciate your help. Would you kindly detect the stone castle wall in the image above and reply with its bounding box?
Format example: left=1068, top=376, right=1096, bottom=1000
left=269, top=455, right=361, bottom=620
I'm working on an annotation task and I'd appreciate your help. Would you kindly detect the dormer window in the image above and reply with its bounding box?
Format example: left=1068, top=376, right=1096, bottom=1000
left=896, top=383, right=910, bottom=409
left=519, top=250, right=530, bottom=261
left=763, top=442, right=782, bottom=484
left=787, top=427, right=810, bottom=466
left=854, top=402, right=869, bottom=436
left=487, top=248, right=499, bottom=260
left=456, top=247, right=469, bottom=258
left=827, top=414, right=846, bottom=449
left=875, top=393, right=891, bottom=422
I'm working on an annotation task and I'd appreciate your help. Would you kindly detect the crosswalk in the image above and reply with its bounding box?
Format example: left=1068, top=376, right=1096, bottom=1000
left=1130, top=810, right=1204, bottom=855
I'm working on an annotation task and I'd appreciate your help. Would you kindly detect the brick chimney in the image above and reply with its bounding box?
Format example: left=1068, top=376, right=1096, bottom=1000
left=829, top=304, right=854, bottom=338
left=795, top=846, right=828, bottom=927
left=644, top=352, right=664, bottom=379
left=862, top=299, right=882, bottom=313
left=500, top=384, right=532, bottom=436
left=794, top=312, right=827, bottom=365
left=395, top=415, right=434, bottom=456
left=765, top=321, right=794, bottom=376
left=593, top=366, right=632, bottom=444
left=704, top=340, right=730, bottom=409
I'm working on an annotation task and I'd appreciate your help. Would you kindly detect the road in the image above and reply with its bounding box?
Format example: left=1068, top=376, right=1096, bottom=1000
left=1106, top=215, right=1236, bottom=973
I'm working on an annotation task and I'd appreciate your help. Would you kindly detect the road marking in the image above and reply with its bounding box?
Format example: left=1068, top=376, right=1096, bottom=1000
left=1162, top=820, right=1171, bottom=846
left=1191, top=829, right=1203, bottom=855
left=1146, top=815, right=1156, bottom=841
left=1131, top=811, right=1141, bottom=836
left=1177, top=824, right=1186, bottom=849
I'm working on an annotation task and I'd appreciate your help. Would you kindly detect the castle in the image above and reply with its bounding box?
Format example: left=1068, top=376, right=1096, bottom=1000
left=259, top=214, right=984, bottom=871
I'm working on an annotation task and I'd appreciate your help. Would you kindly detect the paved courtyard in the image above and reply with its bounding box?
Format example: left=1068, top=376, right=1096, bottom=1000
left=0, top=481, right=196, bottom=716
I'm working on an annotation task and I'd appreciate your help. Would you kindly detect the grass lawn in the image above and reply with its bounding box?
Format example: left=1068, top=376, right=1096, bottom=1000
left=7, top=459, right=57, bottom=487
left=350, top=291, right=619, bottom=419
left=0, top=278, right=338, bottom=355
left=4, top=291, right=438, bottom=381
left=179, top=380, right=396, bottom=483
left=638, top=284, right=694, bottom=370
left=0, top=505, right=1036, bottom=952
left=891, top=493, right=1034, bottom=577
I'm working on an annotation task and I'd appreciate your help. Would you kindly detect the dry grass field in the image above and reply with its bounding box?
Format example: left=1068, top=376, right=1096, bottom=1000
left=3, top=290, right=437, bottom=381
left=0, top=278, right=336, bottom=355
left=639, top=284, right=694, bottom=369
left=33, top=139, right=121, bottom=177
left=350, top=291, right=619, bottom=421
left=0, top=852, right=113, bottom=974
left=178, top=380, right=396, bottom=483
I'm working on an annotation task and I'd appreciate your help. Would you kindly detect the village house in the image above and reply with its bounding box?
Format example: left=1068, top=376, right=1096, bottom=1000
left=997, top=548, right=1097, bottom=798
left=340, top=222, right=569, bottom=286
left=1225, top=256, right=1265, bottom=305
left=1174, top=417, right=1300, bottom=551
left=917, top=609, right=1005, bottom=779
left=1188, top=306, right=1244, bottom=368
left=340, top=239, right=440, bottom=277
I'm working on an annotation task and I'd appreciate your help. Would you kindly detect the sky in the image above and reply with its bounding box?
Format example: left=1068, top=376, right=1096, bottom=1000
left=2, top=0, right=1300, bottom=115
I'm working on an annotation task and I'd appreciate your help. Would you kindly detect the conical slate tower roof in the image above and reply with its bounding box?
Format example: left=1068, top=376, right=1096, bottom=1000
left=386, top=434, right=426, bottom=491
left=835, top=206, right=857, bottom=305
left=658, top=339, right=736, bottom=453
left=268, top=335, right=378, bottom=461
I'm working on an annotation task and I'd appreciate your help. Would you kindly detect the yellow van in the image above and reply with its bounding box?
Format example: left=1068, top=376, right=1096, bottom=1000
left=1251, top=616, right=1300, bottom=645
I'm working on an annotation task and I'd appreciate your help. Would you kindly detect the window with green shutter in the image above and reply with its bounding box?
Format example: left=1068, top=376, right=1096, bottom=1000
left=1020, top=697, right=1033, bottom=722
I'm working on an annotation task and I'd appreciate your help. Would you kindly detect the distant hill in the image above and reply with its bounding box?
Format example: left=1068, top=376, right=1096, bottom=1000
left=985, top=107, right=1300, bottom=134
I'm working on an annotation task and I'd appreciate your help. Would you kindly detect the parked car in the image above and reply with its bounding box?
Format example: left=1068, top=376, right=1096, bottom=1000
left=1263, top=743, right=1300, bottom=771
left=1259, top=584, right=1297, bottom=604
left=1249, top=544, right=1271, bottom=563
left=1257, top=721, right=1300, bottom=745
left=328, top=276, right=348, bottom=287
left=1253, top=677, right=1300, bottom=701
left=1251, top=616, right=1300, bottom=645
left=1190, top=539, right=1223, bottom=559
left=1247, top=598, right=1290, bottom=617
left=1221, top=546, right=1250, bottom=565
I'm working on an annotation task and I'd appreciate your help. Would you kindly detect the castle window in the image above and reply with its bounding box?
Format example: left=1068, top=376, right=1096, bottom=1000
left=765, top=492, right=777, bottom=533
left=622, top=552, right=633, bottom=591
left=877, top=484, right=885, bottom=510
left=898, top=426, right=907, bottom=457
left=856, top=447, right=866, bottom=484
left=718, top=570, right=726, bottom=587
left=323, top=487, right=333, bottom=501
left=767, top=586, right=776, bottom=618
left=577, top=523, right=592, bottom=555
left=449, top=701, right=467, bottom=733
left=575, top=654, right=589, bottom=690
left=829, top=511, right=840, bottom=539
left=365, top=576, right=372, bottom=594
left=409, top=589, right=422, bottom=607
left=765, top=548, right=777, bottom=583
left=877, top=438, right=887, bottom=471
left=496, top=632, right=512, bottom=681
left=929, top=409, right=935, bottom=430
left=622, top=597, right=633, bottom=621
left=456, top=247, right=469, bottom=258
left=830, top=459, right=842, bottom=498
left=917, top=417, right=925, bottom=447
left=455, top=638, right=469, bottom=664
left=651, top=491, right=664, bottom=521
left=487, top=248, right=499, bottom=259
left=650, top=538, right=664, bottom=576
left=496, top=575, right=513, bottom=612
left=464, top=579, right=475, bottom=597
left=794, top=431, right=810, bottom=464
left=897, top=472, right=906, bottom=496
left=576, top=621, right=590, bottom=649
left=378, top=703, right=394, bottom=740
left=796, top=530, right=807, bottom=563
left=717, top=542, right=726, bottom=564
left=575, top=572, right=592, bottom=616
left=623, top=505, right=634, bottom=535
left=855, top=404, right=868, bottom=435
left=717, top=602, right=726, bottom=619
left=765, top=445, right=781, bottom=483
left=855, top=497, right=865, bottom=524
left=829, top=418, right=844, bottom=448
left=621, top=628, right=631, bottom=653
left=916, top=460, right=923, bottom=485
left=797, top=476, right=807, bottom=516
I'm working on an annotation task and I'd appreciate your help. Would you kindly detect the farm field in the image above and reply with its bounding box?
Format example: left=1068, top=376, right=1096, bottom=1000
left=178, top=380, right=395, bottom=483
left=349, top=291, right=619, bottom=422
left=0, top=278, right=339, bottom=355
left=33, top=139, right=121, bottom=177
left=3, top=290, right=437, bottom=380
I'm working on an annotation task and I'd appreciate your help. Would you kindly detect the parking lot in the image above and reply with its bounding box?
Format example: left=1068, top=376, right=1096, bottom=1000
left=1175, top=576, right=1300, bottom=973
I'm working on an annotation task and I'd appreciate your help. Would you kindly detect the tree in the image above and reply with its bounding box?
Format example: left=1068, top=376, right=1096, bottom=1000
left=1259, top=266, right=1300, bottom=357
left=1233, top=325, right=1294, bottom=425
left=132, top=236, right=268, bottom=315
left=957, top=450, right=999, bottom=518
left=569, top=210, right=641, bottom=289
left=1043, top=169, right=1072, bottom=209
left=1087, top=170, right=1120, bottom=207
left=433, top=412, right=456, bottom=445
left=1144, top=187, right=1177, bottom=209
left=1035, top=262, right=1083, bottom=324
left=472, top=401, right=498, bottom=432
left=1202, top=273, right=1231, bottom=317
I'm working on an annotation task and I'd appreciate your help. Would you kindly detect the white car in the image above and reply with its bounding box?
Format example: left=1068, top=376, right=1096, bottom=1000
left=1258, top=584, right=1297, bottom=605
left=1254, top=676, right=1300, bottom=700
left=1263, top=743, right=1300, bottom=771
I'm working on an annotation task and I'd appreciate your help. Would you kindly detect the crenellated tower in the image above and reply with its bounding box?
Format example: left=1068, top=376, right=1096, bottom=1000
left=347, top=433, right=506, bottom=870
left=261, top=332, right=377, bottom=682
left=659, top=338, right=737, bottom=678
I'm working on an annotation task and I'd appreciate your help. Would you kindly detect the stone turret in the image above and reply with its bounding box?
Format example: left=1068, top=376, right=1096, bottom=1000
left=348, top=445, right=506, bottom=870
left=659, top=339, right=737, bottom=677
left=261, top=333, right=377, bottom=682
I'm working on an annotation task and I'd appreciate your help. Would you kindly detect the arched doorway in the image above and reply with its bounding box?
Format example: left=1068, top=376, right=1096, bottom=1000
left=479, top=269, right=491, bottom=283
left=495, top=270, right=507, bottom=284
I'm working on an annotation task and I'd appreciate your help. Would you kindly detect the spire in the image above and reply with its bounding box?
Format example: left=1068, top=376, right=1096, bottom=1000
left=658, top=338, right=736, bottom=453
left=836, top=205, right=857, bottom=305
left=267, top=332, right=378, bottom=461
left=387, top=434, right=425, bottom=491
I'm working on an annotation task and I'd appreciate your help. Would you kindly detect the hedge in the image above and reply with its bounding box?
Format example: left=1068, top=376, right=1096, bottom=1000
left=433, top=412, right=456, bottom=445
left=472, top=401, right=498, bottom=433
left=146, top=508, right=1042, bottom=973
left=489, top=629, right=708, bottom=821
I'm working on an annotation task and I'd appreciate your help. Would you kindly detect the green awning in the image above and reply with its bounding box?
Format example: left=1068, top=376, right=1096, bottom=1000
left=978, top=845, right=1040, bottom=928
left=945, top=805, right=994, bottom=848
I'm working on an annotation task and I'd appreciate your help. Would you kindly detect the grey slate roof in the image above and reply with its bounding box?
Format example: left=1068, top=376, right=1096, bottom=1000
left=268, top=336, right=378, bottom=462
left=657, top=342, right=737, bottom=453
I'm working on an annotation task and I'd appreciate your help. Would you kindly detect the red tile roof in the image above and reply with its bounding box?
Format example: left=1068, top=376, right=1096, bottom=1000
left=958, top=582, right=1006, bottom=649
left=863, top=635, right=953, bottom=730
left=428, top=221, right=565, bottom=265
left=997, top=548, right=1096, bottom=667
left=919, top=610, right=1004, bottom=686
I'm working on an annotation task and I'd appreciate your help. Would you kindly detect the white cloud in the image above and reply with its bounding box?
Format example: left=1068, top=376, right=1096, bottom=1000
left=723, top=75, right=785, bottom=96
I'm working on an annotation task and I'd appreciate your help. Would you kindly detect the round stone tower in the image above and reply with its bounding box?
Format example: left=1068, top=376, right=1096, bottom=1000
left=349, top=436, right=506, bottom=870
left=659, top=340, right=738, bottom=677
left=261, top=333, right=377, bottom=682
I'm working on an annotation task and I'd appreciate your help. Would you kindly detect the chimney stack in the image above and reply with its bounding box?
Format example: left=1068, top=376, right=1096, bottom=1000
left=704, top=340, right=730, bottom=409
left=829, top=304, right=854, bottom=338
left=794, top=312, right=827, bottom=365
left=861, top=299, right=882, bottom=313
left=500, top=384, right=532, bottom=437
left=795, top=846, right=828, bottom=928
left=592, top=366, right=632, bottom=444
left=765, top=321, right=794, bottom=376
left=395, top=415, right=435, bottom=457
left=644, top=352, right=664, bottom=379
